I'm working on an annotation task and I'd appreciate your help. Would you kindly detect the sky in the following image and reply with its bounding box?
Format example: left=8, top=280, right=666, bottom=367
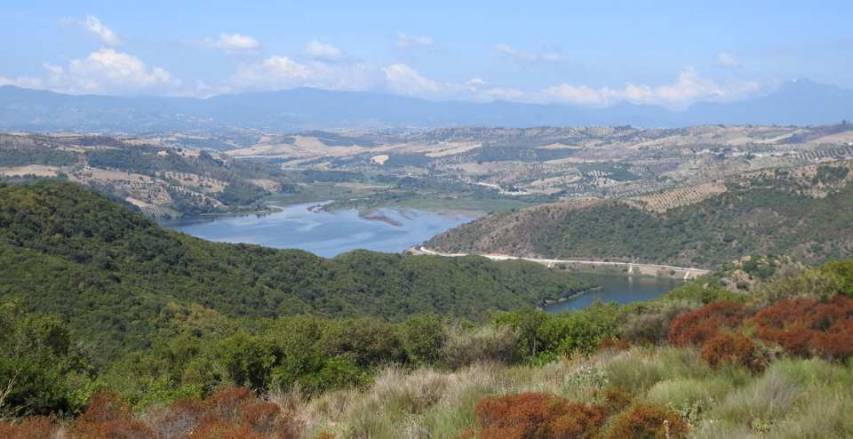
left=0, top=0, right=851, bottom=108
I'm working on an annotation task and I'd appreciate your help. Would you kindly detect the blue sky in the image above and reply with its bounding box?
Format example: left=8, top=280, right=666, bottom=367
left=1, top=0, right=851, bottom=107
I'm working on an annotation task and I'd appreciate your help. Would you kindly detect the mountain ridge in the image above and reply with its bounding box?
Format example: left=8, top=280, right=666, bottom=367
left=1, top=79, right=851, bottom=132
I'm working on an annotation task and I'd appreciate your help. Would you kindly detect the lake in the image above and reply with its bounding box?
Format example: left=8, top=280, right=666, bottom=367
left=168, top=202, right=474, bottom=257
left=545, top=273, right=684, bottom=312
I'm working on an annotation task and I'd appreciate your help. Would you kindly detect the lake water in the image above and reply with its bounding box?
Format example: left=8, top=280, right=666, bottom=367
left=168, top=203, right=474, bottom=257
left=545, top=273, right=683, bottom=312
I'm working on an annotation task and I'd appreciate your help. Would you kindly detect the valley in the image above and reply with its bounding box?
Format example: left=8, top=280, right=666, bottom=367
left=3, top=4, right=853, bottom=438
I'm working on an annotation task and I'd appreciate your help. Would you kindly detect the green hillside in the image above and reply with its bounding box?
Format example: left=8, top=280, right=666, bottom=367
left=0, top=181, right=586, bottom=359
left=428, top=164, right=853, bottom=268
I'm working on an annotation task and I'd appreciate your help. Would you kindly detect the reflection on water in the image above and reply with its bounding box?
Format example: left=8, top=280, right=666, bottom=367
left=167, top=202, right=473, bottom=257
left=545, top=273, right=684, bottom=312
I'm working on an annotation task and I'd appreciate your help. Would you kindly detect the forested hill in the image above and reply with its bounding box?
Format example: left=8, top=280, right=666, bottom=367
left=0, top=181, right=585, bottom=358
left=428, top=162, right=853, bottom=268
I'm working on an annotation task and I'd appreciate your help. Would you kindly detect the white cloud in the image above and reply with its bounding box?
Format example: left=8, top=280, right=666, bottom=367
left=465, top=77, right=486, bottom=88
left=205, top=33, right=261, bottom=54
left=495, top=44, right=564, bottom=64
left=231, top=56, right=377, bottom=92
left=83, top=16, right=121, bottom=46
left=544, top=69, right=760, bottom=108
left=233, top=56, right=312, bottom=86
left=305, top=40, right=343, bottom=60
left=464, top=77, right=527, bottom=102
left=716, top=52, right=740, bottom=68
left=38, top=49, right=173, bottom=94
left=382, top=64, right=446, bottom=97
left=396, top=33, right=434, bottom=50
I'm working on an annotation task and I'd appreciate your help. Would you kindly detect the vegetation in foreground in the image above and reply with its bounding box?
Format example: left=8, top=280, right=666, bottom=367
left=1, top=247, right=851, bottom=437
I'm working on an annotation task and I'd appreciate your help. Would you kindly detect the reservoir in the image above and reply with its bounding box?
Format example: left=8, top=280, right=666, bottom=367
left=170, top=204, right=682, bottom=309
left=168, top=202, right=474, bottom=257
left=545, top=273, right=684, bottom=312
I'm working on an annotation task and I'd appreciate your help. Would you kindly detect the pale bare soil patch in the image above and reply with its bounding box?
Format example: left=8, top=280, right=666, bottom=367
left=0, top=164, right=61, bottom=177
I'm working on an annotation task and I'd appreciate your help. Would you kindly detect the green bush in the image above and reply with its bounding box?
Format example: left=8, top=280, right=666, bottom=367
left=398, top=314, right=447, bottom=365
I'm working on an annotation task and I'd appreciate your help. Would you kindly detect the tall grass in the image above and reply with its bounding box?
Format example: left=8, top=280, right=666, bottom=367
left=278, top=348, right=853, bottom=438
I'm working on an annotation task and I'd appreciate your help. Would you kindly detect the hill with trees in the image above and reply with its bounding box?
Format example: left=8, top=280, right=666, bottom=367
left=427, top=162, right=853, bottom=268
left=0, top=181, right=586, bottom=360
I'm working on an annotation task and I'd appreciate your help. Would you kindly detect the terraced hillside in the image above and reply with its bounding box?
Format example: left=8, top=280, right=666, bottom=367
left=427, top=161, right=853, bottom=268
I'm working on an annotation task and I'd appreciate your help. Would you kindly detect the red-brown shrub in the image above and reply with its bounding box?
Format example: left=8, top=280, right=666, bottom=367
left=77, top=392, right=132, bottom=424
left=71, top=419, right=156, bottom=439
left=243, top=401, right=289, bottom=435
left=70, top=392, right=156, bottom=439
left=700, top=332, right=766, bottom=372
left=750, top=295, right=853, bottom=360
left=184, top=387, right=301, bottom=439
left=0, top=416, right=58, bottom=439
left=667, top=301, right=748, bottom=347
left=602, top=403, right=689, bottom=439
left=204, top=387, right=255, bottom=422
left=147, top=398, right=207, bottom=439
left=190, top=420, right=265, bottom=439
left=596, top=337, right=631, bottom=352
left=598, top=387, right=633, bottom=414
left=547, top=404, right=607, bottom=439
left=474, top=392, right=607, bottom=439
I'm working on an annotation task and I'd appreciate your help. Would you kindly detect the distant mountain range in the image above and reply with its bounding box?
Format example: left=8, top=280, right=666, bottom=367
left=1, top=79, right=851, bottom=132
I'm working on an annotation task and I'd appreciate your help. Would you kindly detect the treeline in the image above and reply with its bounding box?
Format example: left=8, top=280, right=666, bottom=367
left=0, top=181, right=587, bottom=360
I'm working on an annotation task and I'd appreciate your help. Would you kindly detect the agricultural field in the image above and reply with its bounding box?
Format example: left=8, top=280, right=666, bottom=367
left=222, top=124, right=853, bottom=213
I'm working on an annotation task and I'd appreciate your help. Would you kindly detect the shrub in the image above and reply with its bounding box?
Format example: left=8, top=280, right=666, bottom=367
left=668, top=302, right=748, bottom=347
left=598, top=386, right=633, bottom=414
left=700, top=332, right=766, bottom=372
left=148, top=387, right=301, bottom=439
left=321, top=318, right=406, bottom=368
left=287, top=356, right=367, bottom=395
left=189, top=421, right=264, bottom=439
left=604, top=351, right=666, bottom=394
left=441, top=325, right=521, bottom=369
left=750, top=295, right=853, bottom=360
left=399, top=314, right=447, bottom=365
left=474, top=392, right=607, bottom=439
left=0, top=416, right=58, bottom=439
left=602, top=403, right=689, bottom=439
left=619, top=301, right=693, bottom=345
left=820, top=260, right=853, bottom=297
left=596, top=337, right=631, bottom=352
left=217, top=333, right=278, bottom=392
left=146, top=398, right=207, bottom=439
left=711, top=364, right=802, bottom=426
left=71, top=392, right=155, bottom=439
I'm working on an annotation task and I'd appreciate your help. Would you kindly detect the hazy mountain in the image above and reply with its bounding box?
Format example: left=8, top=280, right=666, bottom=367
left=0, top=79, right=851, bottom=133
left=682, top=79, right=853, bottom=126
